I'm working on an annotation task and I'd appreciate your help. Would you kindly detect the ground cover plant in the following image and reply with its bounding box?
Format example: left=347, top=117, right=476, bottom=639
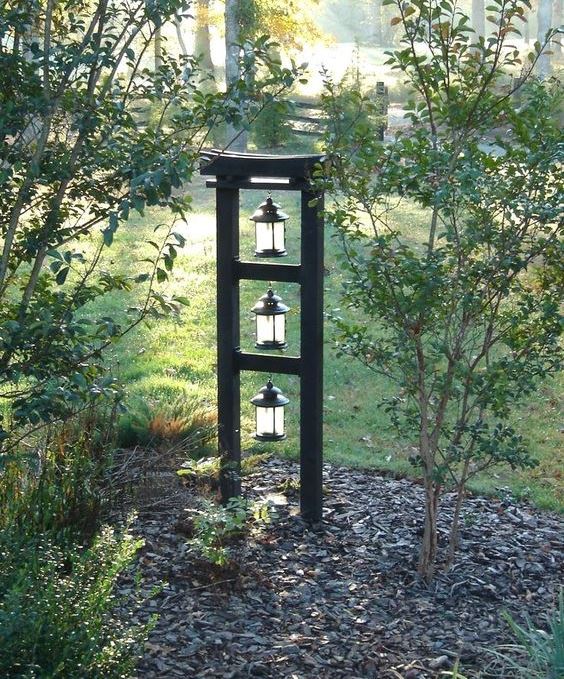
left=318, top=0, right=562, bottom=579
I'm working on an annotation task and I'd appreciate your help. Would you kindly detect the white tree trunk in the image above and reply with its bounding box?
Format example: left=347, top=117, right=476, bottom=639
left=373, top=0, right=382, bottom=45
left=154, top=26, right=162, bottom=71
left=537, top=0, right=553, bottom=76
left=174, top=12, right=188, bottom=57
left=472, top=0, right=485, bottom=38
left=224, top=0, right=247, bottom=151
left=553, top=0, right=562, bottom=55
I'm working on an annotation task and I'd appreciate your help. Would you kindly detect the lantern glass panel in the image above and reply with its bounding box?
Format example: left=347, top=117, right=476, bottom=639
left=256, top=406, right=273, bottom=437
left=256, top=314, right=285, bottom=346
left=256, top=315, right=274, bottom=344
left=255, top=406, right=285, bottom=438
left=255, top=223, right=274, bottom=253
left=274, top=407, right=284, bottom=435
left=273, top=222, right=285, bottom=251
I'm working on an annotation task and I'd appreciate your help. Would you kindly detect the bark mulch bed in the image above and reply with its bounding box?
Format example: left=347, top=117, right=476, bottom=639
left=123, top=457, right=563, bottom=678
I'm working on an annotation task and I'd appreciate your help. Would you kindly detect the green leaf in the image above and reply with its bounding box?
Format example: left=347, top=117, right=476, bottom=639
left=55, top=267, right=70, bottom=285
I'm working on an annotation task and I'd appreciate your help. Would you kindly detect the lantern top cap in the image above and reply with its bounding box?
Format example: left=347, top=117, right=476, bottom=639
left=252, top=288, right=290, bottom=315
left=250, top=197, right=289, bottom=223
left=250, top=380, right=289, bottom=407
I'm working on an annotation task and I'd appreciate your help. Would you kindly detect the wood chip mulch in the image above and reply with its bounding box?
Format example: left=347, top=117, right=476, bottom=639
left=122, top=458, right=563, bottom=678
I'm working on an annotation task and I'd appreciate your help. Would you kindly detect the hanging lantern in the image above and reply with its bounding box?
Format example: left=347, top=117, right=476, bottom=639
left=250, top=379, right=289, bottom=441
left=250, top=196, right=288, bottom=257
left=252, top=288, right=290, bottom=350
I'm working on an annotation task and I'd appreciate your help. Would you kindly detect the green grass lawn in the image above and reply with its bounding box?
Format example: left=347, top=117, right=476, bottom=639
left=85, top=178, right=563, bottom=512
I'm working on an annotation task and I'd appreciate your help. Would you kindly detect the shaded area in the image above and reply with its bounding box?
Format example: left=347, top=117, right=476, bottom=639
left=124, top=458, right=562, bottom=678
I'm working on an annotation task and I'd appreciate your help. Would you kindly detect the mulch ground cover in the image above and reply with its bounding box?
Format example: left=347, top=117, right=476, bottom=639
left=123, top=457, right=563, bottom=678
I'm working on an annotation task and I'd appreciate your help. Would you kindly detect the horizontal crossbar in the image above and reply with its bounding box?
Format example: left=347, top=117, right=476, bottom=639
left=235, top=261, right=301, bottom=283
left=205, top=178, right=311, bottom=191
left=236, top=351, right=301, bottom=375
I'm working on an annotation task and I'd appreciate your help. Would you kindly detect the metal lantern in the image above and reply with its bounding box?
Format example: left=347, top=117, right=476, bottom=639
left=252, top=288, right=290, bottom=350
left=250, top=379, right=289, bottom=441
left=250, top=196, right=289, bottom=257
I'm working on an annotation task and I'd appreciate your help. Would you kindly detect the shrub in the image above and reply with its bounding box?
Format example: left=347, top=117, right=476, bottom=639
left=0, top=2, right=298, bottom=448
left=0, top=525, right=150, bottom=678
left=321, top=0, right=562, bottom=581
left=251, top=99, right=294, bottom=149
left=0, top=404, right=120, bottom=539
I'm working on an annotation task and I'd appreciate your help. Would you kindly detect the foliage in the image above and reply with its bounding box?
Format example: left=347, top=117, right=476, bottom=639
left=190, top=496, right=271, bottom=566
left=0, top=524, right=150, bottom=678
left=320, top=0, right=562, bottom=581
left=177, top=452, right=271, bottom=487
left=251, top=98, right=294, bottom=148
left=0, top=403, right=120, bottom=539
left=238, top=0, right=325, bottom=51
left=117, top=394, right=216, bottom=450
left=483, top=592, right=564, bottom=678
left=0, top=0, right=298, bottom=447
left=323, top=58, right=387, bottom=141
left=177, top=455, right=221, bottom=482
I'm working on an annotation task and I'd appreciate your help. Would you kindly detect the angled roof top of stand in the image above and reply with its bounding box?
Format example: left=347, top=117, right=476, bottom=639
left=200, top=149, right=325, bottom=179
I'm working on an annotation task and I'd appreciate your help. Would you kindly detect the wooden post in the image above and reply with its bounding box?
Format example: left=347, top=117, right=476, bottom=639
left=216, top=184, right=241, bottom=500
left=300, top=189, right=324, bottom=522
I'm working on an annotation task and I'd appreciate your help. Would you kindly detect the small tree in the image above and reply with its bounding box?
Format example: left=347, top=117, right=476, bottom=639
left=320, top=0, right=562, bottom=581
left=0, top=0, right=297, bottom=449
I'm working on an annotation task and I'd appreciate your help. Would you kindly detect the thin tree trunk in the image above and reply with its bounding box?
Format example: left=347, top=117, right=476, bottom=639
left=472, top=0, right=485, bottom=38
left=195, top=0, right=214, bottom=71
left=553, top=0, right=561, bottom=55
left=224, top=0, right=247, bottom=151
left=537, top=0, right=553, bottom=77
left=174, top=12, right=188, bottom=57
left=418, top=474, right=440, bottom=582
left=154, top=25, right=162, bottom=71
left=373, top=0, right=382, bottom=45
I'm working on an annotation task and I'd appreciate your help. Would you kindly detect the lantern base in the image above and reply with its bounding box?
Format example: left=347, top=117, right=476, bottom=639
left=255, top=340, right=287, bottom=350
left=254, top=249, right=287, bottom=258
left=254, top=432, right=287, bottom=442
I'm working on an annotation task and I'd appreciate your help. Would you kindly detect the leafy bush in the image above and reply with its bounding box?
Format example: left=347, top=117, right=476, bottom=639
left=0, top=525, right=150, bottom=678
left=0, top=404, right=120, bottom=539
left=323, top=61, right=386, bottom=141
left=251, top=99, right=294, bottom=148
left=190, top=496, right=271, bottom=567
left=0, top=2, right=298, bottom=447
left=0, top=407, right=151, bottom=677
left=321, top=0, right=562, bottom=581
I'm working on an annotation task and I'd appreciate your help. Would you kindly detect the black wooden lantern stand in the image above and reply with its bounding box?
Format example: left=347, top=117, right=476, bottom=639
left=200, top=150, right=325, bottom=522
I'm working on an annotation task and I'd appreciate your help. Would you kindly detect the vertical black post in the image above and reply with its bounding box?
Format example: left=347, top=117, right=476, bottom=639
left=300, top=189, right=324, bottom=521
left=216, top=185, right=241, bottom=500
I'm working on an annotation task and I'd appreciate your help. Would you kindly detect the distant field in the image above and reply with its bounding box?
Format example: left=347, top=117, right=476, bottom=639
left=85, top=177, right=563, bottom=512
